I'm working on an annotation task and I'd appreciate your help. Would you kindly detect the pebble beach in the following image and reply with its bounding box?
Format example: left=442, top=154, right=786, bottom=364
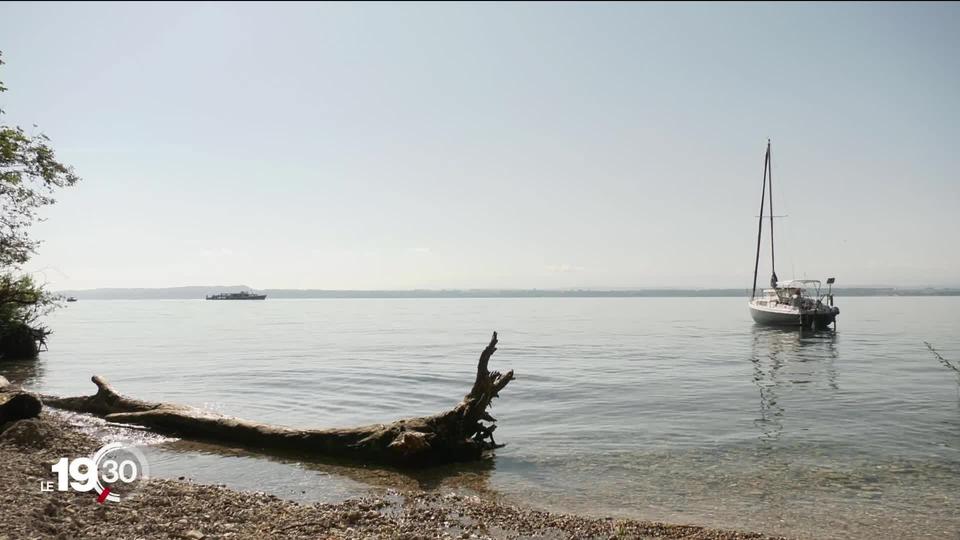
left=1, top=412, right=786, bottom=540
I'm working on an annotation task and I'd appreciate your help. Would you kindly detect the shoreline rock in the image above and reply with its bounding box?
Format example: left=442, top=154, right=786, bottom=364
left=0, top=375, right=43, bottom=426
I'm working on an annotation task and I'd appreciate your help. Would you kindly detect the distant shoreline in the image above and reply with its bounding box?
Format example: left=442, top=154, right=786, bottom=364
left=54, top=286, right=960, bottom=300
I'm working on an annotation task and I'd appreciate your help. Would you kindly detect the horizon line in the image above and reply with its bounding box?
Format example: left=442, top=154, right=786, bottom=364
left=56, top=284, right=960, bottom=292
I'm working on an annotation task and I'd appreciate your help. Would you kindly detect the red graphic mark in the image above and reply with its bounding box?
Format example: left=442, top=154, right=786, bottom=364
left=96, top=487, right=111, bottom=504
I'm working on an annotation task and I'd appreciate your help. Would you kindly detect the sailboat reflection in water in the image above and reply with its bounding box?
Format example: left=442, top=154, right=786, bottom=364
left=750, top=326, right=839, bottom=446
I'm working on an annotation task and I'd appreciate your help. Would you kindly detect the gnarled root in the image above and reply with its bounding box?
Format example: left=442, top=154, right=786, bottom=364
left=42, top=332, right=514, bottom=467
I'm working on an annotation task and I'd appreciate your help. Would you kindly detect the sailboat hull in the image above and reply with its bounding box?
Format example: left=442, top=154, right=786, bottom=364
left=749, top=302, right=838, bottom=329
left=749, top=304, right=800, bottom=326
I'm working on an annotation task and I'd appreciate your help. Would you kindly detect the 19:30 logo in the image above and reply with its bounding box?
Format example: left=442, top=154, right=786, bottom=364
left=45, top=442, right=150, bottom=503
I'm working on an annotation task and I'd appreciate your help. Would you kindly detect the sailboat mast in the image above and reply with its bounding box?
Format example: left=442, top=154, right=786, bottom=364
left=767, top=140, right=776, bottom=287
left=751, top=141, right=770, bottom=299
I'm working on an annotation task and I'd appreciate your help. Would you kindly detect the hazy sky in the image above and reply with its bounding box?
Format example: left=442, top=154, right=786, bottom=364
left=1, top=2, right=957, bottom=290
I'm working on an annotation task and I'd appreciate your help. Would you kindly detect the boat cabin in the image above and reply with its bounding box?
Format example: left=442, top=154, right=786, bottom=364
left=754, top=280, right=826, bottom=310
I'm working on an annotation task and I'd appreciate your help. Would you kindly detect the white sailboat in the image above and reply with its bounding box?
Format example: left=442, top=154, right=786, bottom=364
left=748, top=141, right=839, bottom=330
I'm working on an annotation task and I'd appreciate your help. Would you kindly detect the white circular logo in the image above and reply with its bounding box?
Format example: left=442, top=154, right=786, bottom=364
left=49, top=442, right=150, bottom=503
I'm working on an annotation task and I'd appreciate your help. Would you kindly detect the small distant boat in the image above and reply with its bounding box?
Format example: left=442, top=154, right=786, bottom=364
left=66, top=297, right=78, bottom=302
left=205, top=291, right=267, bottom=301
left=748, top=140, right=839, bottom=330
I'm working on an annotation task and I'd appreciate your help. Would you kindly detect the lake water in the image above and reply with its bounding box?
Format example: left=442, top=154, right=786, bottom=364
left=4, top=297, right=959, bottom=539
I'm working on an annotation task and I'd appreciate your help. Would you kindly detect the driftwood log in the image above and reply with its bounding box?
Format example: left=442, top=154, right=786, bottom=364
left=0, top=375, right=43, bottom=426
left=42, top=332, right=514, bottom=467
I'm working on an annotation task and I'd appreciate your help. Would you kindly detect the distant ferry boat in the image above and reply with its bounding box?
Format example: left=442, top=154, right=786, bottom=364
left=747, top=141, right=839, bottom=330
left=66, top=297, right=78, bottom=302
left=205, top=291, right=267, bottom=300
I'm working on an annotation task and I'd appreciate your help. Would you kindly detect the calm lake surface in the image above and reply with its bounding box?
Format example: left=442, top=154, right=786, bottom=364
left=4, top=297, right=959, bottom=539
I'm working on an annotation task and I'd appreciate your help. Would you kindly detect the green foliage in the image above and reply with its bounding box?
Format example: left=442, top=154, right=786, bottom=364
left=0, top=273, right=59, bottom=325
left=0, top=51, right=79, bottom=359
left=1, top=53, right=80, bottom=268
left=0, top=274, right=56, bottom=359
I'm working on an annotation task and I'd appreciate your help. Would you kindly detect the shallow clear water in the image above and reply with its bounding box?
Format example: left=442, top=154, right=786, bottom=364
left=4, top=297, right=959, bottom=539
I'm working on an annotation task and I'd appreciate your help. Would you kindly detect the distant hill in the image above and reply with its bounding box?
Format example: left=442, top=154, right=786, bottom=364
left=54, top=286, right=960, bottom=300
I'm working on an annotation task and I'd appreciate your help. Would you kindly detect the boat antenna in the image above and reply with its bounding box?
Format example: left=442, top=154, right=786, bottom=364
left=767, top=139, right=777, bottom=288
left=751, top=140, right=770, bottom=299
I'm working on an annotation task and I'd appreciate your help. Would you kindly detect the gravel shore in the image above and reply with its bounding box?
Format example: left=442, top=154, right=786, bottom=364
left=0, top=413, right=787, bottom=539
